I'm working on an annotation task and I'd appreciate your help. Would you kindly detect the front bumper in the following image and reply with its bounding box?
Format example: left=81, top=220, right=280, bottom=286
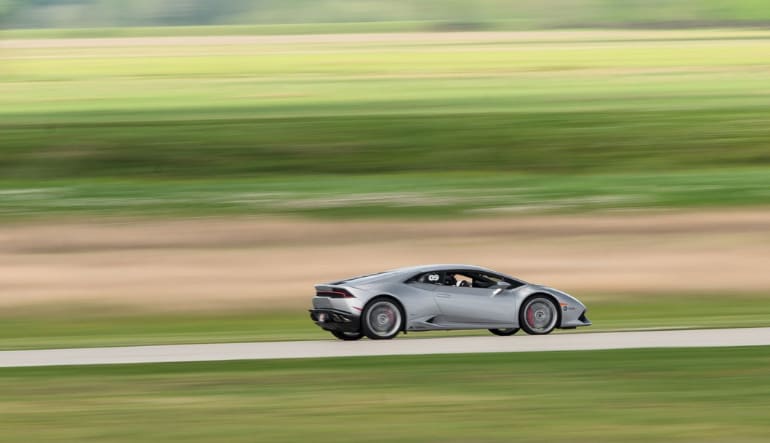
left=561, top=309, right=592, bottom=329
left=309, top=309, right=361, bottom=333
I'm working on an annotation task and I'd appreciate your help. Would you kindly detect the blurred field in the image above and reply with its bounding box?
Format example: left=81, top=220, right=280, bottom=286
left=7, top=0, right=770, bottom=30
left=3, top=31, right=770, bottom=180
left=3, top=347, right=770, bottom=442
left=2, top=170, right=770, bottom=219
left=3, top=293, right=770, bottom=350
left=2, top=31, right=770, bottom=220
left=2, top=210, right=769, bottom=349
left=3, top=7, right=770, bottom=443
left=2, top=29, right=770, bottom=349
left=0, top=22, right=447, bottom=39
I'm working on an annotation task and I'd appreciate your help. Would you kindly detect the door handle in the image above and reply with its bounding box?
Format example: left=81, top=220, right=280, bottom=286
left=435, top=294, right=451, bottom=298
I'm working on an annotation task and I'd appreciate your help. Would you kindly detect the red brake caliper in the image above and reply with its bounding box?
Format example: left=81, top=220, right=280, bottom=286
left=526, top=306, right=535, bottom=326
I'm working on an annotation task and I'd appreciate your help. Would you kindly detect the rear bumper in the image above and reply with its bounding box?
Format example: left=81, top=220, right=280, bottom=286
left=309, top=309, right=361, bottom=333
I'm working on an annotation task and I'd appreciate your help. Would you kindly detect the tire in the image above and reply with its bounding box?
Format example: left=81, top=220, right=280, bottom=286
left=361, top=297, right=403, bottom=340
left=519, top=295, right=559, bottom=335
left=331, top=330, right=364, bottom=341
left=489, top=328, right=520, bottom=336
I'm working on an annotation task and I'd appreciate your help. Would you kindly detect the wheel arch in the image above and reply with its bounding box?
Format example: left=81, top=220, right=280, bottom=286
left=364, top=294, right=407, bottom=332
left=521, top=292, right=562, bottom=329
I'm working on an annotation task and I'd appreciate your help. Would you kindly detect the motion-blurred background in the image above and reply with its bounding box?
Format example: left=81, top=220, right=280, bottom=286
left=1, top=2, right=770, bottom=440
left=2, top=0, right=770, bottom=343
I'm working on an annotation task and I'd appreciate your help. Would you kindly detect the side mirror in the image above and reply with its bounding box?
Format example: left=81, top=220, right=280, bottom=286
left=491, top=281, right=511, bottom=297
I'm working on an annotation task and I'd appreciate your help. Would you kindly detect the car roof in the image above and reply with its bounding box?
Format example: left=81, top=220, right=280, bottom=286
left=387, top=264, right=499, bottom=275
left=327, top=264, right=514, bottom=285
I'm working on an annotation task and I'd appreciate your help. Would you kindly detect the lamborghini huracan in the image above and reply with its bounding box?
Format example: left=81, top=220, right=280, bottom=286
left=309, top=264, right=591, bottom=340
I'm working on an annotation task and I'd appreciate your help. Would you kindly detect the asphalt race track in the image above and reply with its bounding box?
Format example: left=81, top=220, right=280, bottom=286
left=2, top=327, right=769, bottom=368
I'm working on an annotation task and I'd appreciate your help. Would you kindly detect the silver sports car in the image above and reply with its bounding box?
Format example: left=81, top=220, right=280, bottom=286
left=309, top=264, right=591, bottom=340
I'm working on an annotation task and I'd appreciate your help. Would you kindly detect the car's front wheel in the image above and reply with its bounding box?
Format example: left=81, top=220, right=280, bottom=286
left=330, top=330, right=364, bottom=341
left=361, top=298, right=403, bottom=340
left=519, top=296, right=559, bottom=335
left=488, top=328, right=519, bottom=336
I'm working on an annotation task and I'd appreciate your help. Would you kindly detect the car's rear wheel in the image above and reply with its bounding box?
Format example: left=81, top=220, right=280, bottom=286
left=519, top=296, right=558, bottom=335
left=330, top=330, right=364, bottom=341
left=361, top=298, right=403, bottom=340
left=489, top=328, right=519, bottom=336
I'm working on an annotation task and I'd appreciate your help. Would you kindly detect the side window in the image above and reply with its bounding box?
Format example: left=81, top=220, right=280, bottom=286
left=409, top=272, right=442, bottom=285
left=479, top=272, right=524, bottom=289
left=425, top=272, right=442, bottom=284
left=456, top=271, right=518, bottom=289
left=475, top=272, right=501, bottom=288
left=443, top=271, right=474, bottom=287
left=408, top=270, right=522, bottom=288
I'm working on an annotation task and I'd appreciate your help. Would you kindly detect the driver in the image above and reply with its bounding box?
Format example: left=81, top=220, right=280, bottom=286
left=446, top=273, right=470, bottom=287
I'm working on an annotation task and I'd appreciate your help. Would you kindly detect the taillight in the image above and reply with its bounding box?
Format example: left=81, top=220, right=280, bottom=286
left=316, top=288, right=355, bottom=298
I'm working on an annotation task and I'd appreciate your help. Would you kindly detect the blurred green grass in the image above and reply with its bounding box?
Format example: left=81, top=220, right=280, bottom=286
left=2, top=293, right=769, bottom=350
left=0, top=22, right=436, bottom=39
left=2, top=347, right=770, bottom=442
left=2, top=30, right=770, bottom=218
left=1, top=170, right=769, bottom=219
left=6, top=0, right=770, bottom=34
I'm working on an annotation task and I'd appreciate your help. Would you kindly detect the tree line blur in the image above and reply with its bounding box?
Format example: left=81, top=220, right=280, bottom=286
left=3, top=0, right=770, bottom=30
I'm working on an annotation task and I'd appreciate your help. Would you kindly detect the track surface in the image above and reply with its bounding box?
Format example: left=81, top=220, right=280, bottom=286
left=2, top=328, right=770, bottom=368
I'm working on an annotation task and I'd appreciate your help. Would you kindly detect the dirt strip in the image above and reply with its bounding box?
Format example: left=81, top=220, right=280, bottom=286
left=1, top=209, right=768, bottom=311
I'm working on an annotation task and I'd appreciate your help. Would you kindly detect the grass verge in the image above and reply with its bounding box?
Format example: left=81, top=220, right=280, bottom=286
left=2, top=293, right=769, bottom=350
left=2, top=347, right=770, bottom=442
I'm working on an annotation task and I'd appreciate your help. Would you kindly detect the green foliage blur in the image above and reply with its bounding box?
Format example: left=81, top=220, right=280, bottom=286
left=4, top=32, right=770, bottom=178
left=5, top=0, right=770, bottom=29
left=2, top=30, right=770, bottom=217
